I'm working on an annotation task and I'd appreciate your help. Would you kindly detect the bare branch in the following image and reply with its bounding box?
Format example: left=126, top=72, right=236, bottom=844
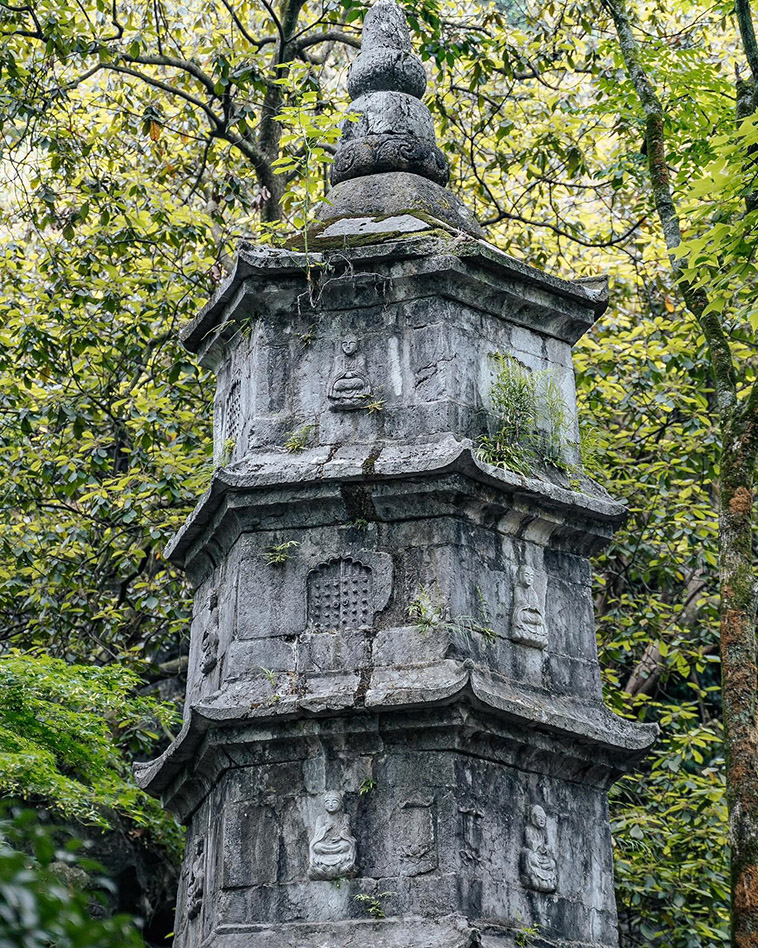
left=124, top=53, right=217, bottom=97
left=258, top=0, right=285, bottom=51
left=102, top=64, right=222, bottom=129
left=294, top=29, right=360, bottom=51
left=219, top=0, right=271, bottom=48
left=482, top=207, right=647, bottom=248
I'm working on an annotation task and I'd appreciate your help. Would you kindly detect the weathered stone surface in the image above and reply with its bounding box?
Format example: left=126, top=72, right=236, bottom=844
left=330, top=0, right=448, bottom=187
left=346, top=0, right=427, bottom=101
left=314, top=172, right=484, bottom=236
left=137, top=5, right=654, bottom=946
left=141, top=708, right=637, bottom=947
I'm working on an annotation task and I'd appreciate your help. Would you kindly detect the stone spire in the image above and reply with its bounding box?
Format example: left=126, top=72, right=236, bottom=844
left=330, top=0, right=449, bottom=187
left=315, top=0, right=483, bottom=236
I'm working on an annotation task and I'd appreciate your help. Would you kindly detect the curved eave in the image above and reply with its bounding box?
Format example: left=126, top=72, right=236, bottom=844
left=165, top=439, right=626, bottom=567
left=134, top=663, right=657, bottom=800
left=180, top=236, right=608, bottom=355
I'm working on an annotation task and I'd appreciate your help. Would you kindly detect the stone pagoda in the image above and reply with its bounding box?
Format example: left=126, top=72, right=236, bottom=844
left=136, top=4, right=656, bottom=946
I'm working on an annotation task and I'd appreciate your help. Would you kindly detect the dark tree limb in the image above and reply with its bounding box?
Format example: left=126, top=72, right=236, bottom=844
left=737, top=0, right=758, bottom=85
left=294, top=29, right=360, bottom=51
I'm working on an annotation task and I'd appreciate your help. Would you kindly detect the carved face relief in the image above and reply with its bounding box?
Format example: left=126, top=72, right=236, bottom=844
left=308, top=792, right=357, bottom=880
left=520, top=803, right=557, bottom=893
left=328, top=336, right=371, bottom=411
left=511, top=562, right=548, bottom=649
left=324, top=792, right=343, bottom=814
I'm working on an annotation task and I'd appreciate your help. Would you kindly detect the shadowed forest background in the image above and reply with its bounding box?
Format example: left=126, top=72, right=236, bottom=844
left=0, top=0, right=747, bottom=943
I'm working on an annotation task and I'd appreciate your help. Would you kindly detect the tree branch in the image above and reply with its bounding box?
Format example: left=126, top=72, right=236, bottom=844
left=294, top=29, right=360, bottom=51
left=219, top=0, right=271, bottom=48
left=483, top=207, right=647, bottom=248
left=603, top=0, right=737, bottom=417
left=737, top=0, right=758, bottom=85
left=124, top=52, right=217, bottom=97
left=101, top=64, right=222, bottom=129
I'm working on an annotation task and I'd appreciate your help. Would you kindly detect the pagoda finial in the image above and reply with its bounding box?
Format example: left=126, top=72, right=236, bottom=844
left=330, top=0, right=449, bottom=187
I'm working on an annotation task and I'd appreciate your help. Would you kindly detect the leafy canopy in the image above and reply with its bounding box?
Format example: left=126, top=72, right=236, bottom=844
left=0, top=653, right=182, bottom=855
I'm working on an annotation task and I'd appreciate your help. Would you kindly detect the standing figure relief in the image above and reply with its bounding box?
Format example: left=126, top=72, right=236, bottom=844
left=186, top=837, right=206, bottom=919
left=308, top=791, right=358, bottom=880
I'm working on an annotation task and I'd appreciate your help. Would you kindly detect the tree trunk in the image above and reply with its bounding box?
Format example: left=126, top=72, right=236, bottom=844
left=719, top=412, right=758, bottom=947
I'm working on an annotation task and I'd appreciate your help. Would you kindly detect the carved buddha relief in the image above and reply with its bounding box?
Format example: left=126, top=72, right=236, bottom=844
left=328, top=335, right=371, bottom=410
left=200, top=592, right=219, bottom=675
left=308, top=791, right=357, bottom=880
left=186, top=836, right=206, bottom=920
left=511, top=563, right=548, bottom=649
left=520, top=804, right=557, bottom=893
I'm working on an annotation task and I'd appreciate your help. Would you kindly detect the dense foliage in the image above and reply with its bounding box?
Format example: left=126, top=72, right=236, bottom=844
left=0, top=654, right=181, bottom=850
left=0, top=0, right=751, bottom=943
left=0, top=808, right=143, bottom=948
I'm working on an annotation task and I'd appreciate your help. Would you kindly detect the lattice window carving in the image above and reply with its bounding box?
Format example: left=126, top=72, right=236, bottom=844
left=307, top=557, right=373, bottom=630
left=225, top=380, right=241, bottom=445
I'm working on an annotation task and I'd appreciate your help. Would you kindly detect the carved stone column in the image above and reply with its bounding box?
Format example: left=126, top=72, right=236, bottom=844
left=136, top=4, right=656, bottom=946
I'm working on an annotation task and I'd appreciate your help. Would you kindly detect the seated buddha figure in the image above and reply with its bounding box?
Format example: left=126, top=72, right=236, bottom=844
left=328, top=335, right=371, bottom=410
left=308, top=791, right=357, bottom=880
left=520, top=804, right=557, bottom=893
left=511, top=564, right=548, bottom=649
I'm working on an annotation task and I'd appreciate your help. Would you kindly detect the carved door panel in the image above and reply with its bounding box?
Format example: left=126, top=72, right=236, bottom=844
left=398, top=794, right=437, bottom=875
left=459, top=807, right=483, bottom=866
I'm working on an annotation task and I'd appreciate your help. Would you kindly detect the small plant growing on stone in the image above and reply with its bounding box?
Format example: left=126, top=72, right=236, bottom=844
left=297, top=326, right=315, bottom=347
left=515, top=924, right=539, bottom=947
left=468, top=584, right=496, bottom=642
left=256, top=665, right=281, bottom=703
left=408, top=584, right=446, bottom=634
left=285, top=424, right=314, bottom=453
left=409, top=584, right=497, bottom=643
left=353, top=891, right=395, bottom=919
left=478, top=352, right=570, bottom=475
left=350, top=518, right=369, bottom=530
left=265, top=540, right=300, bottom=565
left=359, top=778, right=376, bottom=795
left=220, top=437, right=236, bottom=466
left=363, top=397, right=384, bottom=413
